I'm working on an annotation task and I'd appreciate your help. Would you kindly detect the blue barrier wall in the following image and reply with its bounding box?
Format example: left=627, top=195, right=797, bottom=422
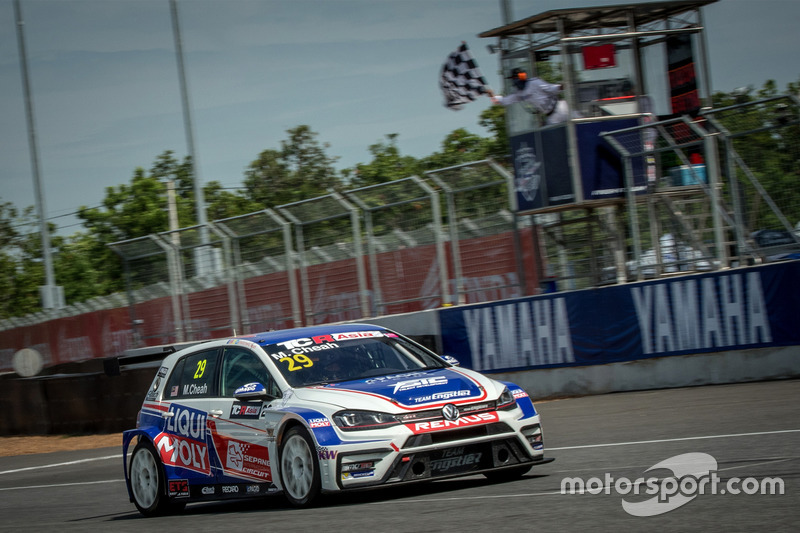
left=439, top=261, right=800, bottom=373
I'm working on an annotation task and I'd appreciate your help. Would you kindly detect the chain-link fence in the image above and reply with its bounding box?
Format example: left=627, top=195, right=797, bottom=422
left=703, top=95, right=800, bottom=261
left=277, top=191, right=368, bottom=326
left=601, top=115, right=725, bottom=282
left=346, top=176, right=448, bottom=315
left=214, top=209, right=300, bottom=333
left=101, top=160, right=537, bottom=345
left=425, top=159, right=534, bottom=303
left=107, top=234, right=181, bottom=344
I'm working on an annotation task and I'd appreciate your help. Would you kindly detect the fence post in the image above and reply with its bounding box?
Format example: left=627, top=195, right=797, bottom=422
left=268, top=209, right=302, bottom=329
left=330, top=190, right=370, bottom=319
left=412, top=175, right=451, bottom=306
left=207, top=223, right=240, bottom=335
left=424, top=173, right=464, bottom=305
left=151, top=234, right=185, bottom=342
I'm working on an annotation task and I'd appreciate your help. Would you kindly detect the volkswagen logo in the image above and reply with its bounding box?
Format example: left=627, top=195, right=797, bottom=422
left=442, top=404, right=459, bottom=421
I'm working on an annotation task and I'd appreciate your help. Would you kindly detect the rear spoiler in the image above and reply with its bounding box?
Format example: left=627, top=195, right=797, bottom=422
left=103, top=341, right=207, bottom=376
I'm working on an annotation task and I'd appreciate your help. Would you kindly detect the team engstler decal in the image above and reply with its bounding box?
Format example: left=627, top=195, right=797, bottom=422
left=154, top=404, right=212, bottom=476
left=323, top=368, right=485, bottom=409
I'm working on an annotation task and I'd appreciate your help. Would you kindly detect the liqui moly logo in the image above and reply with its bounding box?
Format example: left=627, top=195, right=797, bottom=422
left=155, top=432, right=211, bottom=475
left=155, top=404, right=211, bottom=475
left=164, top=405, right=207, bottom=440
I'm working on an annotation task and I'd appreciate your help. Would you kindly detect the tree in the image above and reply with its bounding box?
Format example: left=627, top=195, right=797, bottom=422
left=478, top=104, right=510, bottom=163
left=79, top=168, right=170, bottom=242
left=244, top=125, right=342, bottom=207
left=0, top=200, right=24, bottom=318
left=347, top=134, right=421, bottom=189
left=52, top=231, right=116, bottom=303
left=147, top=150, right=256, bottom=224
left=711, top=78, right=800, bottom=229
left=204, top=182, right=262, bottom=221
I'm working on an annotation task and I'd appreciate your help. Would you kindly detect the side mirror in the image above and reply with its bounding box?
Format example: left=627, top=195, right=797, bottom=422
left=234, top=382, right=269, bottom=400
left=441, top=355, right=461, bottom=367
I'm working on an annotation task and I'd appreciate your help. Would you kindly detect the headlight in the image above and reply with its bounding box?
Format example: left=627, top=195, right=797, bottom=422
left=333, top=410, right=401, bottom=431
left=496, top=387, right=517, bottom=410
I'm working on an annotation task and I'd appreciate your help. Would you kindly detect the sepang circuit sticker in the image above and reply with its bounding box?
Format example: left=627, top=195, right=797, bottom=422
left=208, top=420, right=272, bottom=482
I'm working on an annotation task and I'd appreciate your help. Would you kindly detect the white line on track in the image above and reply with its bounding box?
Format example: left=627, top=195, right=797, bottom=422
left=717, top=457, right=795, bottom=472
left=369, top=490, right=566, bottom=505
left=2, top=428, right=797, bottom=483
left=0, top=479, right=124, bottom=491
left=548, top=429, right=800, bottom=450
left=0, top=454, right=122, bottom=475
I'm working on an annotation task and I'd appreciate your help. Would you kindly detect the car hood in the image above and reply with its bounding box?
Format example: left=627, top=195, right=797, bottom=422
left=291, top=367, right=498, bottom=411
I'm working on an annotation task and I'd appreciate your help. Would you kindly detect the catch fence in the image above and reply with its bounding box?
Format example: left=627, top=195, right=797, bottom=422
left=103, top=159, right=537, bottom=345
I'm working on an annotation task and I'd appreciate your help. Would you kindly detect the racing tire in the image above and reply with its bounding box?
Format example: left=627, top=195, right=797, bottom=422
left=483, top=464, right=532, bottom=482
left=279, top=426, right=321, bottom=507
left=129, top=439, right=185, bottom=517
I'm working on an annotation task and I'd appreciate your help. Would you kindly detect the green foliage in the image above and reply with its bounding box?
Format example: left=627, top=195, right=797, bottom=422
left=204, top=182, right=262, bottom=221
left=52, top=232, right=117, bottom=303
left=244, top=125, right=342, bottom=207
left=478, top=105, right=510, bottom=162
left=79, top=168, right=168, bottom=241
left=0, top=201, right=50, bottom=317
left=422, top=128, right=488, bottom=170
left=348, top=134, right=422, bottom=189
left=711, top=76, right=800, bottom=229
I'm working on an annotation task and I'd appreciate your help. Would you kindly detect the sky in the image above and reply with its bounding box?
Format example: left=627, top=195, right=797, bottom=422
left=1, top=0, right=798, bottom=236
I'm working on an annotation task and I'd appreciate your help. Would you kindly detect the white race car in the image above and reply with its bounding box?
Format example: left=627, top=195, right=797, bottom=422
left=121, top=324, right=552, bottom=516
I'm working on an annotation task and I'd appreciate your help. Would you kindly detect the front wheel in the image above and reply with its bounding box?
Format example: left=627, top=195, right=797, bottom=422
left=129, top=439, right=184, bottom=517
left=279, top=426, right=321, bottom=507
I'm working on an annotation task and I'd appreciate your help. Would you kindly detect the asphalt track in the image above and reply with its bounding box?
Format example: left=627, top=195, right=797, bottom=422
left=1, top=379, right=797, bottom=532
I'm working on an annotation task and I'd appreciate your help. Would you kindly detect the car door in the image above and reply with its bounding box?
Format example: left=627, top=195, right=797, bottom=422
left=157, top=347, right=221, bottom=483
left=207, top=346, right=280, bottom=490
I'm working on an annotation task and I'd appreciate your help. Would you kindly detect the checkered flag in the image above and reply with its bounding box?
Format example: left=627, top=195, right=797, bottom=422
left=440, top=42, right=490, bottom=110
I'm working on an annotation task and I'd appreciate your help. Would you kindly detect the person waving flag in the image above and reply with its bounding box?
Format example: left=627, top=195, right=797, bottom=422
left=440, top=42, right=493, bottom=110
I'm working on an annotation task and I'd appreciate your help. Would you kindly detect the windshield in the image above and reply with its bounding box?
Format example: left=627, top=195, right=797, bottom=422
left=262, top=330, right=446, bottom=388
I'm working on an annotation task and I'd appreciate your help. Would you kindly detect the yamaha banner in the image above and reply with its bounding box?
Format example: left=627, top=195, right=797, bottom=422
left=439, top=261, right=800, bottom=372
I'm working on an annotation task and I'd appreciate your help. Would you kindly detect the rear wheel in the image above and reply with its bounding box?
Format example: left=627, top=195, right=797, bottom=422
left=279, top=426, right=321, bottom=507
left=130, top=439, right=185, bottom=516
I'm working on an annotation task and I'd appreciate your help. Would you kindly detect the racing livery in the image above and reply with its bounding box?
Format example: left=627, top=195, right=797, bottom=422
left=121, top=324, right=552, bottom=516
